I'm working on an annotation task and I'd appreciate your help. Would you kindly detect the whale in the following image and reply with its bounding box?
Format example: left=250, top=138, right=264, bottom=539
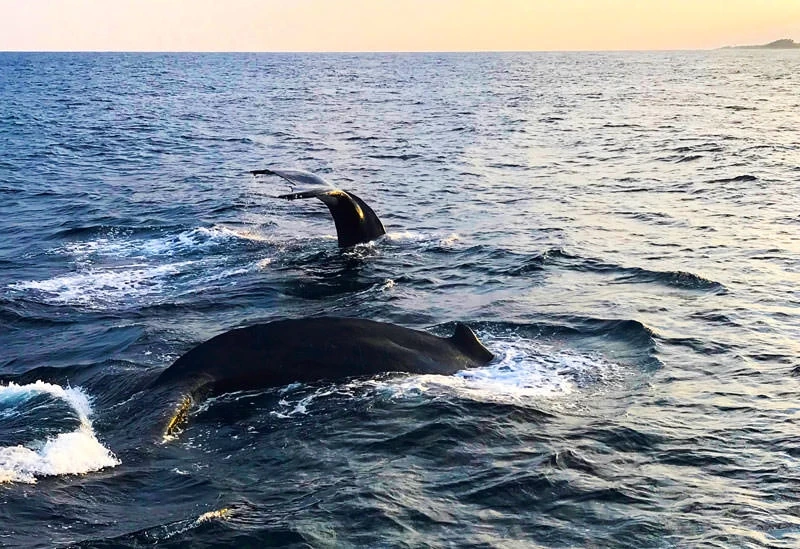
left=251, top=168, right=386, bottom=248
left=152, top=317, right=494, bottom=436
left=154, top=317, right=493, bottom=393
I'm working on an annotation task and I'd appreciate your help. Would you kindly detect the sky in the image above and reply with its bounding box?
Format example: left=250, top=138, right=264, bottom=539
left=2, top=0, right=800, bottom=52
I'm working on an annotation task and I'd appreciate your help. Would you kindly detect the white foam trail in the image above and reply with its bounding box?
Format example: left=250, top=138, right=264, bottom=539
left=268, top=335, right=624, bottom=417
left=8, top=258, right=266, bottom=309
left=8, top=225, right=275, bottom=309
left=388, top=336, right=623, bottom=404
left=174, top=264, right=256, bottom=297
left=386, top=230, right=428, bottom=241
left=59, top=225, right=271, bottom=260
left=0, top=381, right=120, bottom=484
left=9, top=261, right=193, bottom=309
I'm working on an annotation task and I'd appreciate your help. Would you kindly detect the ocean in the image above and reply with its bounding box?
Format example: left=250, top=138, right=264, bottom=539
left=0, top=50, right=798, bottom=548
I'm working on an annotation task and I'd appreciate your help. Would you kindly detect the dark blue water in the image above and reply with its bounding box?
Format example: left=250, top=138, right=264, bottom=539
left=1, top=51, right=799, bottom=548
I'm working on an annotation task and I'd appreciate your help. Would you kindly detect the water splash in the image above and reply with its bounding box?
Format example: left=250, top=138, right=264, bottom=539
left=0, top=381, right=120, bottom=484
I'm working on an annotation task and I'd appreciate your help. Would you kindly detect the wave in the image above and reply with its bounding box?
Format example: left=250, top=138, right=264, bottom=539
left=656, top=153, right=704, bottom=163
left=509, top=250, right=724, bottom=292
left=70, top=506, right=309, bottom=548
left=0, top=364, right=95, bottom=388
left=505, top=248, right=576, bottom=275
left=506, top=317, right=659, bottom=361
left=607, top=266, right=725, bottom=291
left=367, top=153, right=421, bottom=161
left=343, top=135, right=380, bottom=142
left=487, top=162, right=528, bottom=169
left=708, top=174, right=757, bottom=183
left=671, top=144, right=723, bottom=153
left=0, top=381, right=119, bottom=484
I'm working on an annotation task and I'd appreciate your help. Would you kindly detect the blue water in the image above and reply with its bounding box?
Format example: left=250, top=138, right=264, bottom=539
left=1, top=51, right=799, bottom=547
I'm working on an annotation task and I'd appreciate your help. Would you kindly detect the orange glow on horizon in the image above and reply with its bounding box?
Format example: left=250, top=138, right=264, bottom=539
left=1, top=0, right=799, bottom=52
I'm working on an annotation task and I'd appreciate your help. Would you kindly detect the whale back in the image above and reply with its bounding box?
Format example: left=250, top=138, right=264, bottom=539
left=153, top=317, right=493, bottom=394
left=153, top=317, right=494, bottom=438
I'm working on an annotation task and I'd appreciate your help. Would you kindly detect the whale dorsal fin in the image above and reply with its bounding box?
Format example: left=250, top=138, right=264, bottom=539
left=450, top=323, right=494, bottom=364
left=252, top=168, right=386, bottom=248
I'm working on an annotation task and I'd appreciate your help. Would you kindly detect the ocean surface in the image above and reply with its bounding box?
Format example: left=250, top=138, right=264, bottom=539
left=0, top=50, right=798, bottom=548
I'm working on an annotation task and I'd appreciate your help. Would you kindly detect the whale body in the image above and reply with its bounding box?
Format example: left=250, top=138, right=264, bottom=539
left=251, top=168, right=386, bottom=247
left=154, top=317, right=493, bottom=397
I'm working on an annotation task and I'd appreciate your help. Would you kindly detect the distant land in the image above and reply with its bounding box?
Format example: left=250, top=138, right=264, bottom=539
left=723, top=38, right=800, bottom=49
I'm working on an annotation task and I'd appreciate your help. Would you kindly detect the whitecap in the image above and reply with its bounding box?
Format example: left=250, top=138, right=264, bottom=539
left=0, top=381, right=120, bottom=484
left=379, top=279, right=396, bottom=291
left=256, top=257, right=273, bottom=270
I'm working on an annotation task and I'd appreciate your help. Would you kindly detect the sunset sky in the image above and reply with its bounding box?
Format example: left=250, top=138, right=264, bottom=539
left=2, top=0, right=799, bottom=52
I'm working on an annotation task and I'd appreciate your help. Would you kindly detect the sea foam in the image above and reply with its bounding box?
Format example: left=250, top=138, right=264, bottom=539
left=8, top=225, right=271, bottom=309
left=383, top=335, right=624, bottom=404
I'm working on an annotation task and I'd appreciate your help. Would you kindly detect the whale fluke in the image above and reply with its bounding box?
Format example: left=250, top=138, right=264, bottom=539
left=251, top=168, right=386, bottom=248
left=250, top=168, right=334, bottom=189
left=279, top=189, right=386, bottom=248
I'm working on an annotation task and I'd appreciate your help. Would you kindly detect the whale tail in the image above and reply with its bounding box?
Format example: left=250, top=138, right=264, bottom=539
left=251, top=168, right=386, bottom=248
left=450, top=323, right=494, bottom=364
left=280, top=188, right=386, bottom=248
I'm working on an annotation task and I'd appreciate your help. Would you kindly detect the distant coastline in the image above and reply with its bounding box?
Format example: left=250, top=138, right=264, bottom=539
left=723, top=38, right=800, bottom=49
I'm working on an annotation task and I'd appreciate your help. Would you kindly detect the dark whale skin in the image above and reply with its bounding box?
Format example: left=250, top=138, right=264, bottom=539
left=250, top=168, right=386, bottom=247
left=153, top=317, right=494, bottom=395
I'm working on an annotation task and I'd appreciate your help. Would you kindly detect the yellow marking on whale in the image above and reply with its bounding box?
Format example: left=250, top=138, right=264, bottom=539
left=329, top=189, right=365, bottom=221
left=162, top=394, right=194, bottom=442
left=196, top=507, right=232, bottom=524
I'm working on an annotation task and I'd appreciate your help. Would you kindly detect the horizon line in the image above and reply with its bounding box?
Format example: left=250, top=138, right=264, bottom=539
left=0, top=47, right=750, bottom=54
